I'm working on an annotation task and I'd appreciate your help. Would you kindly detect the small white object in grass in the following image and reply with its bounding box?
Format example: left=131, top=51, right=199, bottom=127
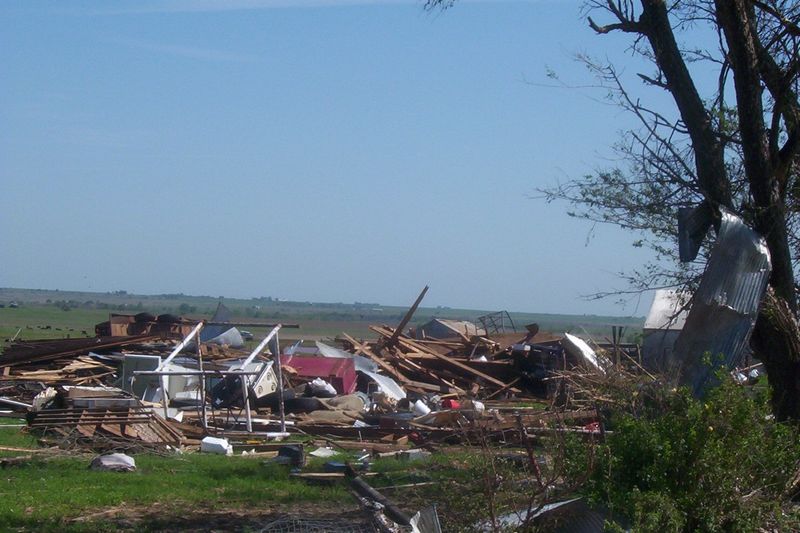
left=89, top=453, right=136, bottom=472
left=309, top=447, right=337, bottom=458
left=200, top=436, right=233, bottom=455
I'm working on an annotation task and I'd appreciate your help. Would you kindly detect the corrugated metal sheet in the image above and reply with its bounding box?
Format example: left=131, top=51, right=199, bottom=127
left=642, top=289, right=691, bottom=370
left=644, top=289, right=690, bottom=330
left=671, top=210, right=771, bottom=395
left=678, top=203, right=714, bottom=262
left=483, top=498, right=609, bottom=532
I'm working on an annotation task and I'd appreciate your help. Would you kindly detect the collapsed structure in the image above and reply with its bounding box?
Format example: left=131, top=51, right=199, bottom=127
left=0, top=304, right=611, bottom=451
left=0, top=298, right=619, bottom=531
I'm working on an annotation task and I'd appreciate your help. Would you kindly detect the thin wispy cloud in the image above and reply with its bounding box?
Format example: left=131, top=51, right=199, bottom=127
left=97, top=0, right=537, bottom=15
left=112, top=38, right=257, bottom=63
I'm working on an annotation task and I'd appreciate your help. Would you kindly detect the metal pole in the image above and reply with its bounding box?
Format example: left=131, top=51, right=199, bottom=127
left=156, top=321, right=204, bottom=420
left=161, top=375, right=170, bottom=420
left=270, top=327, right=286, bottom=433
left=197, top=332, right=208, bottom=431
left=242, top=374, right=252, bottom=433
left=237, top=324, right=281, bottom=434
left=157, top=321, right=205, bottom=370
left=241, top=325, right=282, bottom=368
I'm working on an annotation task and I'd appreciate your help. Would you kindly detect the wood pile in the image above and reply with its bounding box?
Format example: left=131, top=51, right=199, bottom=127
left=28, top=406, right=184, bottom=448
left=340, top=324, right=545, bottom=398
left=5, top=356, right=116, bottom=386
left=0, top=335, right=160, bottom=367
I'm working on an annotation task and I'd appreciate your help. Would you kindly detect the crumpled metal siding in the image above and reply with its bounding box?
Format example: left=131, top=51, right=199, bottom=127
left=199, top=301, right=245, bottom=348
left=670, top=210, right=771, bottom=395
left=678, top=203, right=714, bottom=262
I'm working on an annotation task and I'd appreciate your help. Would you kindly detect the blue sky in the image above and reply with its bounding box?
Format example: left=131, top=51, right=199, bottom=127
left=0, top=0, right=678, bottom=315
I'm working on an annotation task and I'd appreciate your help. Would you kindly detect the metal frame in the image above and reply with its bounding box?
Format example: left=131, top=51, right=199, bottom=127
left=133, top=324, right=287, bottom=435
left=477, top=310, right=516, bottom=335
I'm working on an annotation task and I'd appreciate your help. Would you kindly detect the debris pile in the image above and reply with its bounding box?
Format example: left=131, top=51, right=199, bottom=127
left=0, top=282, right=769, bottom=531
left=0, top=294, right=621, bottom=456
left=27, top=387, right=184, bottom=450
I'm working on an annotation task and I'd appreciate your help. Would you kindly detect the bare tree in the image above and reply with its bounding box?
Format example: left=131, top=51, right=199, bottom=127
left=428, top=0, right=800, bottom=419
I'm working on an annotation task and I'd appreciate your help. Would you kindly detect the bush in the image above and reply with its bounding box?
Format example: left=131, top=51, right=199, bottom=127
left=579, top=376, right=800, bottom=531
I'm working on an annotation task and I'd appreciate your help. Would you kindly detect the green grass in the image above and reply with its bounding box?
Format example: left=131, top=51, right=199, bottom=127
left=0, top=452, right=351, bottom=531
left=0, top=306, right=105, bottom=343
left=0, top=420, right=443, bottom=531
left=0, top=418, right=39, bottom=454
left=0, top=287, right=644, bottom=345
left=0, top=418, right=504, bottom=532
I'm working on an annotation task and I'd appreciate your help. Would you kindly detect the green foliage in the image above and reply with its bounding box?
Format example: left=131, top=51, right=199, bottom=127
left=578, top=377, right=800, bottom=532
left=0, top=453, right=350, bottom=530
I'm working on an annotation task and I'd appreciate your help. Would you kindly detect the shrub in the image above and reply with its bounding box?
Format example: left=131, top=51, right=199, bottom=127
left=580, top=375, right=800, bottom=531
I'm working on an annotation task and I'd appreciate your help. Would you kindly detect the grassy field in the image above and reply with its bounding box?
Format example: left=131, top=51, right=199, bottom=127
left=0, top=452, right=351, bottom=531
left=0, top=412, right=529, bottom=533
left=0, top=415, right=455, bottom=532
left=0, top=287, right=644, bottom=346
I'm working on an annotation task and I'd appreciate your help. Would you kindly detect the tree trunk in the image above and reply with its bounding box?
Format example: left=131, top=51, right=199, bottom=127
left=714, top=0, right=800, bottom=420
left=715, top=0, right=798, bottom=313
left=751, top=290, right=800, bottom=421
left=640, top=0, right=733, bottom=214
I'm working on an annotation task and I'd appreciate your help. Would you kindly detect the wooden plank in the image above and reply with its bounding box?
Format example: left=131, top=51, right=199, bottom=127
left=76, top=410, right=96, bottom=437
left=372, top=326, right=520, bottom=392
left=30, top=418, right=154, bottom=424
left=412, top=338, right=467, bottom=348
left=99, top=422, right=126, bottom=438
left=484, top=377, right=521, bottom=399
left=0, top=335, right=161, bottom=367
left=386, top=350, right=464, bottom=392
left=343, top=333, right=464, bottom=392
left=402, top=379, right=457, bottom=393
left=340, top=333, right=410, bottom=384
left=385, top=286, right=428, bottom=348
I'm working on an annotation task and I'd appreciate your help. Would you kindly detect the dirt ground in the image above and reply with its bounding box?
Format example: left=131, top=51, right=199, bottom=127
left=70, top=502, right=375, bottom=532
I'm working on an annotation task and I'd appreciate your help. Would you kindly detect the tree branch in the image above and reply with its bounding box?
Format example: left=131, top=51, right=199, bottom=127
left=588, top=15, right=642, bottom=34
left=752, top=0, right=800, bottom=38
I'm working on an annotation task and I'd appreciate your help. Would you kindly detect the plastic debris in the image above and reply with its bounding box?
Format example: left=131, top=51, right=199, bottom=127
left=309, top=446, right=337, bottom=458
left=200, top=436, right=233, bottom=456
left=89, top=453, right=136, bottom=472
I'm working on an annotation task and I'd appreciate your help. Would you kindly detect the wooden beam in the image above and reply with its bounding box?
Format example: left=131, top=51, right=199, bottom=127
left=372, top=325, right=520, bottom=393
left=485, top=377, right=521, bottom=399
left=386, top=285, right=428, bottom=348
left=340, top=333, right=411, bottom=384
